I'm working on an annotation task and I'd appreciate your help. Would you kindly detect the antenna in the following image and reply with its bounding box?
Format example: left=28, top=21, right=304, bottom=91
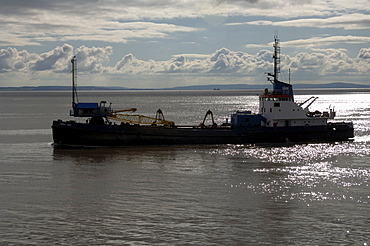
left=71, top=56, right=78, bottom=106
left=273, top=33, right=280, bottom=83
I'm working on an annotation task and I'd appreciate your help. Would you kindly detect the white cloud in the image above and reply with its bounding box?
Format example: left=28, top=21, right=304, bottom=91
left=0, top=48, right=38, bottom=72
left=74, top=46, right=113, bottom=72
left=110, top=45, right=370, bottom=77
left=172, top=54, right=211, bottom=59
left=1, top=0, right=369, bottom=47
left=358, top=48, right=370, bottom=59
left=30, top=44, right=73, bottom=72
left=2, top=44, right=370, bottom=79
left=0, top=44, right=113, bottom=74
left=0, top=2, right=203, bottom=46
left=245, top=43, right=270, bottom=48
left=0, top=44, right=370, bottom=88
left=241, top=14, right=370, bottom=30
left=0, top=0, right=350, bottom=20
left=1, top=16, right=202, bottom=46
left=243, top=36, right=370, bottom=50
left=280, top=36, right=370, bottom=48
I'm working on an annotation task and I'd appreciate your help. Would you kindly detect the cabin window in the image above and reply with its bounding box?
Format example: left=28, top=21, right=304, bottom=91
left=270, top=108, right=272, bottom=113
left=274, top=103, right=280, bottom=107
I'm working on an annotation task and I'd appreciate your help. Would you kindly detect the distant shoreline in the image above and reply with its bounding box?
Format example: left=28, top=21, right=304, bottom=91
left=1, top=82, right=370, bottom=91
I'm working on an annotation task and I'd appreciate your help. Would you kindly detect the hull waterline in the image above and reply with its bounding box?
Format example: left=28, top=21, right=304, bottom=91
left=52, top=120, right=354, bottom=147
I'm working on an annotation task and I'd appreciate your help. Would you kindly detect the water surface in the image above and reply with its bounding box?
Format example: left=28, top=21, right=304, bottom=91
left=0, top=90, right=369, bottom=245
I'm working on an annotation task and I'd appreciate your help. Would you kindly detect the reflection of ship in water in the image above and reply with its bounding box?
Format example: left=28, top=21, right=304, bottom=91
left=52, top=36, right=354, bottom=147
left=53, top=146, right=171, bottom=163
left=53, top=147, right=112, bottom=164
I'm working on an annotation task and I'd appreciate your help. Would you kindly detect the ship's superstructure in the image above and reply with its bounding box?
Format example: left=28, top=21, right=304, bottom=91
left=258, top=36, right=336, bottom=128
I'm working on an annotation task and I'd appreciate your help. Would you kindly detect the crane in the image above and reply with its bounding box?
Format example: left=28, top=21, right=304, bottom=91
left=107, top=108, right=175, bottom=126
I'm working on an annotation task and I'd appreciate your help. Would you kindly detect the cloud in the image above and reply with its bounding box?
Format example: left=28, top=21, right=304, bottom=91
left=0, top=44, right=113, bottom=74
left=280, top=36, right=370, bottom=48
left=74, top=46, right=113, bottom=72
left=0, top=47, right=38, bottom=72
left=245, top=43, right=270, bottom=48
left=111, top=45, right=370, bottom=77
left=0, top=1, right=203, bottom=46
left=1, top=0, right=370, bottom=47
left=30, top=44, right=73, bottom=72
left=358, top=48, right=370, bottom=59
left=172, top=54, right=211, bottom=59
left=285, top=48, right=370, bottom=75
left=0, top=0, right=350, bottom=20
left=111, top=47, right=280, bottom=75
left=1, top=18, right=202, bottom=46
left=2, top=43, right=370, bottom=86
left=116, top=54, right=136, bottom=71
left=244, top=36, right=370, bottom=49
left=240, top=14, right=370, bottom=30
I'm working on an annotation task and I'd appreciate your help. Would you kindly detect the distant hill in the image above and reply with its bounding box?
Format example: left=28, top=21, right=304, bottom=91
left=1, top=82, right=369, bottom=91
left=0, top=86, right=129, bottom=91
left=166, top=82, right=370, bottom=90
left=163, top=84, right=262, bottom=90
left=293, top=82, right=370, bottom=89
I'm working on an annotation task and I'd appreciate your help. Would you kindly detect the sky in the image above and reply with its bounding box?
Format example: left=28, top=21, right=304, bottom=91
left=1, top=0, right=370, bottom=88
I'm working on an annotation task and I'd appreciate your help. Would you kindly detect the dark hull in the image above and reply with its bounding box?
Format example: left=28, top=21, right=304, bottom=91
left=52, top=120, right=354, bottom=147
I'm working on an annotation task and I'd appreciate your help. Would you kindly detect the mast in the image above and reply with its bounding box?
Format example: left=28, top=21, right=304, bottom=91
left=273, top=34, right=280, bottom=83
left=266, top=34, right=294, bottom=101
left=71, top=56, right=77, bottom=107
left=267, top=33, right=281, bottom=84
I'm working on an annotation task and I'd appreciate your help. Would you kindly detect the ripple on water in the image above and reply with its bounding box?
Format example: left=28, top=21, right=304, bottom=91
left=213, top=142, right=370, bottom=204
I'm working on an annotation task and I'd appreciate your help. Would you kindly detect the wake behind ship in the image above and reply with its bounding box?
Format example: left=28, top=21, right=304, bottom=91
left=52, top=36, right=354, bottom=147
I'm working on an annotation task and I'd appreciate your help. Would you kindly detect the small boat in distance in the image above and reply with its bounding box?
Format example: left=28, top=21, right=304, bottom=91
left=52, top=36, right=354, bottom=147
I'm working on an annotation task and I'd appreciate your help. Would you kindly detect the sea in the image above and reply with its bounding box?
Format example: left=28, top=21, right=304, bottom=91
left=0, top=89, right=369, bottom=245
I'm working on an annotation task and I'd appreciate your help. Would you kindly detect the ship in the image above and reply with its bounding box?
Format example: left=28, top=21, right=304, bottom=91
left=52, top=36, right=354, bottom=147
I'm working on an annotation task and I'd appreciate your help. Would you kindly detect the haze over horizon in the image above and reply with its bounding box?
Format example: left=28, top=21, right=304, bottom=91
left=1, top=0, right=370, bottom=89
